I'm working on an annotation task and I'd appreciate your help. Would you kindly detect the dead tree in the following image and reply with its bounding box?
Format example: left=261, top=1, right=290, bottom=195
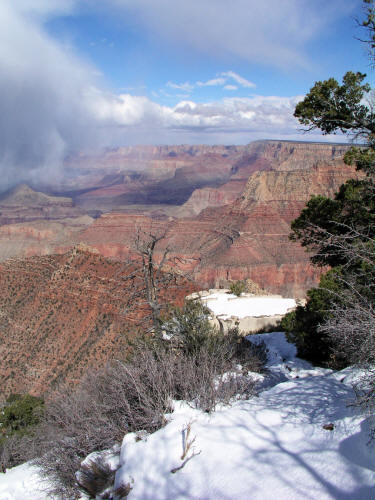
left=135, top=229, right=171, bottom=331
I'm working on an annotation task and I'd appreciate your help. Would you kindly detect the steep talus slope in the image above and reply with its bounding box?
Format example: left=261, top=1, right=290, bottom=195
left=0, top=247, right=195, bottom=397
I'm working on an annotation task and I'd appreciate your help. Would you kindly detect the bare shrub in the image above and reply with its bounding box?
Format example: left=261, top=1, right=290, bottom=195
left=0, top=433, right=38, bottom=470
left=319, top=293, right=375, bottom=366
left=76, top=458, right=115, bottom=498
left=19, top=303, right=265, bottom=498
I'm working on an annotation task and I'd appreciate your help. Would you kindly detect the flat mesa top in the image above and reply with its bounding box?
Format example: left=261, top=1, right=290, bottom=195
left=202, top=292, right=296, bottom=319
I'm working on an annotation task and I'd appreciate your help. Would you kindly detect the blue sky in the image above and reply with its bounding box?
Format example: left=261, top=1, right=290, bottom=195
left=0, top=0, right=373, bottom=187
left=45, top=0, right=371, bottom=105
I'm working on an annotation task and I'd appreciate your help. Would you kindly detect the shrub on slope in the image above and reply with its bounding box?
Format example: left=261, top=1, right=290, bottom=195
left=5, top=300, right=265, bottom=499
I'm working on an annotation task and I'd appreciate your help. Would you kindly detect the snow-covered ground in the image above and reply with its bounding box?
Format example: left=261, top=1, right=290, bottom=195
left=0, top=463, right=48, bottom=500
left=201, top=291, right=296, bottom=319
left=113, top=333, right=375, bottom=500
left=1, top=315, right=374, bottom=499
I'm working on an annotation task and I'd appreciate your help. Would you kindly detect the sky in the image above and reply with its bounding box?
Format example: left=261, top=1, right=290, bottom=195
left=0, top=0, right=373, bottom=186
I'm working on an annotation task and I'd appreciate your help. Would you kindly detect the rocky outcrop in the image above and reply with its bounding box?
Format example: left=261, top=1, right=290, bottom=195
left=0, top=184, right=86, bottom=225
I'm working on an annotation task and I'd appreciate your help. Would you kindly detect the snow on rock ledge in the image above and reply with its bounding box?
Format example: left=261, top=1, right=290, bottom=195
left=190, top=289, right=297, bottom=334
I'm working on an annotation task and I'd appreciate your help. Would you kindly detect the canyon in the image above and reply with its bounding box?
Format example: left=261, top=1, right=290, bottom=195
left=0, top=140, right=360, bottom=394
left=0, top=140, right=356, bottom=295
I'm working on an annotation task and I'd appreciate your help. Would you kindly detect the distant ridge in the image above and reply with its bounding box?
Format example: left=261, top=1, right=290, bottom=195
left=256, top=139, right=353, bottom=146
left=0, top=184, right=73, bottom=206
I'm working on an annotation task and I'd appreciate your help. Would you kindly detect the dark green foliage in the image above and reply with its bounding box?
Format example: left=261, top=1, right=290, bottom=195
left=161, top=299, right=222, bottom=356
left=345, top=146, right=375, bottom=175
left=290, top=180, right=375, bottom=267
left=0, top=394, right=44, bottom=437
left=281, top=270, right=346, bottom=367
left=294, top=71, right=372, bottom=135
left=0, top=394, right=44, bottom=470
left=229, top=280, right=246, bottom=296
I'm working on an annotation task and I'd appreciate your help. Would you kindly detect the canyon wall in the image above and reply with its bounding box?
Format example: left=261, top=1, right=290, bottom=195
left=0, top=141, right=358, bottom=298
left=0, top=247, right=195, bottom=397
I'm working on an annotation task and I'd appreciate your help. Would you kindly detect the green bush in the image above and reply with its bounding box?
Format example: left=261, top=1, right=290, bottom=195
left=229, top=281, right=246, bottom=297
left=161, top=299, right=220, bottom=356
left=281, top=269, right=348, bottom=368
left=0, top=394, right=44, bottom=469
left=0, top=394, right=44, bottom=436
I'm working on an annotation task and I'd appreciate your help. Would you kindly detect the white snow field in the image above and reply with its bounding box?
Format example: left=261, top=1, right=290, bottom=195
left=113, top=333, right=375, bottom=500
left=0, top=462, right=48, bottom=500
left=201, top=291, right=296, bottom=319
left=1, top=333, right=375, bottom=498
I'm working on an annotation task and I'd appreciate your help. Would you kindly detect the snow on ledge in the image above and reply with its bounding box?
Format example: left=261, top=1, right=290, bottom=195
left=200, top=290, right=296, bottom=319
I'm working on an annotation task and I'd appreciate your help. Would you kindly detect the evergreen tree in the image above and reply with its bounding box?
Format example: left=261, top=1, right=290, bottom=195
left=282, top=0, right=375, bottom=370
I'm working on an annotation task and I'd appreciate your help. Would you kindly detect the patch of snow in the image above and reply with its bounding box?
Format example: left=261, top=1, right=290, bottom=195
left=249, top=332, right=332, bottom=390
left=0, top=463, right=50, bottom=500
left=202, top=292, right=296, bottom=319
left=1, top=333, right=375, bottom=500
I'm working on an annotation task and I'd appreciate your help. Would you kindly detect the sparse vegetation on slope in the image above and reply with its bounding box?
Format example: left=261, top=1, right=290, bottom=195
left=0, top=247, right=195, bottom=397
left=0, top=299, right=265, bottom=499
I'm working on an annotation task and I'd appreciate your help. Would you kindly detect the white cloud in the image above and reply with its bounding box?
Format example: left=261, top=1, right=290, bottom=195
left=109, top=0, right=355, bottom=69
left=96, top=91, right=349, bottom=145
left=166, top=81, right=194, bottom=92
left=221, top=71, right=255, bottom=88
left=97, top=92, right=344, bottom=144
left=197, top=77, right=227, bottom=87
left=0, top=1, right=115, bottom=190
left=169, top=71, right=255, bottom=93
